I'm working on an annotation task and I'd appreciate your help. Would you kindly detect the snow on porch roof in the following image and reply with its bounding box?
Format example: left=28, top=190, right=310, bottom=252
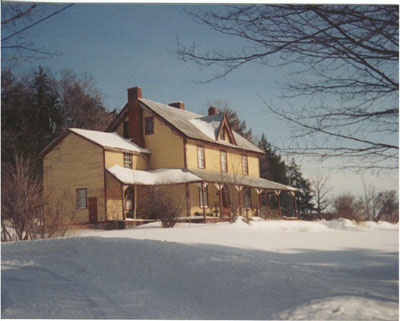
left=106, top=165, right=202, bottom=185
left=70, top=128, right=150, bottom=154
left=107, top=165, right=298, bottom=192
left=188, top=169, right=298, bottom=192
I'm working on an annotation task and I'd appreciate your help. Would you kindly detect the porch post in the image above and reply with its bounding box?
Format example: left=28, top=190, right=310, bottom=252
left=215, top=183, right=223, bottom=218
left=121, top=184, right=126, bottom=221
left=266, top=192, right=270, bottom=215
left=133, top=184, right=137, bottom=226
left=236, top=185, right=243, bottom=217
left=185, top=183, right=191, bottom=219
left=275, top=190, right=282, bottom=218
left=201, top=182, right=206, bottom=221
left=256, top=188, right=262, bottom=217
left=291, top=191, right=298, bottom=218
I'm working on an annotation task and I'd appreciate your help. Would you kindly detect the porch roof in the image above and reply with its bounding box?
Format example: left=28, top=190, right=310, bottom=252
left=187, top=169, right=298, bottom=192
left=107, top=165, right=297, bottom=192
left=107, top=165, right=202, bottom=185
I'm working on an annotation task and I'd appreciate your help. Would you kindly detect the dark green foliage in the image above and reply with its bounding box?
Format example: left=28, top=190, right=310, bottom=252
left=257, top=133, right=287, bottom=184
left=2, top=67, right=116, bottom=177
left=287, top=159, right=314, bottom=216
left=2, top=67, right=61, bottom=175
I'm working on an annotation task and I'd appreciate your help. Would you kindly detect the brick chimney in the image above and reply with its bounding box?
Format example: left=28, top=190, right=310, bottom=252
left=127, top=86, right=145, bottom=148
left=208, top=106, right=218, bottom=116
left=168, top=102, right=185, bottom=110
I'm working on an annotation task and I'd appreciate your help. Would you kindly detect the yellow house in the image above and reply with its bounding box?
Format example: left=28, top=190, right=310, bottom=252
left=41, top=86, right=297, bottom=225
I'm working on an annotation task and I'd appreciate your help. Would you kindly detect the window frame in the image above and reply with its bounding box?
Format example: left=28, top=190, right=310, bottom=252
left=76, top=188, right=87, bottom=209
left=197, top=146, right=206, bottom=169
left=199, top=185, right=209, bottom=208
left=145, top=116, right=154, bottom=135
left=242, top=154, right=249, bottom=175
left=220, top=150, right=228, bottom=172
left=123, top=153, right=132, bottom=169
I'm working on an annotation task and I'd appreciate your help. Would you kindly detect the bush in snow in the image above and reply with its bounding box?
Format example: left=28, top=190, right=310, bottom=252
left=1, top=155, right=75, bottom=241
left=143, top=186, right=186, bottom=228
left=331, top=193, right=365, bottom=222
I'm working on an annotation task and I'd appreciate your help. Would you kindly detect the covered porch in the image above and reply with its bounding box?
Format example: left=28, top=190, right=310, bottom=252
left=106, top=165, right=298, bottom=224
left=187, top=169, right=298, bottom=221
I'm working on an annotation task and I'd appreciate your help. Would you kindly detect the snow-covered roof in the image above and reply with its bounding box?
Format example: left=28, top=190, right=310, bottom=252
left=107, top=165, right=202, bottom=185
left=188, top=168, right=298, bottom=192
left=139, top=98, right=264, bottom=154
left=190, top=114, right=224, bottom=140
left=107, top=164, right=297, bottom=191
left=70, top=128, right=150, bottom=154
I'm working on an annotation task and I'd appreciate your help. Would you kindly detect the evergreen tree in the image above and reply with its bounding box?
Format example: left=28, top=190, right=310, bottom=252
left=286, top=159, right=314, bottom=216
left=28, top=67, right=62, bottom=160
left=2, top=67, right=115, bottom=176
left=257, top=133, right=287, bottom=184
left=2, top=67, right=61, bottom=175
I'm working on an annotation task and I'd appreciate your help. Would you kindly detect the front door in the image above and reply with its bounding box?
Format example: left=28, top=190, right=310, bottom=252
left=221, top=185, right=231, bottom=217
left=88, top=197, right=98, bottom=223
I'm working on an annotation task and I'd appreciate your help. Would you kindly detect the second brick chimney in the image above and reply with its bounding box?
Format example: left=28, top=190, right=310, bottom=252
left=168, top=102, right=185, bottom=110
left=128, top=86, right=145, bottom=148
left=208, top=106, right=218, bottom=116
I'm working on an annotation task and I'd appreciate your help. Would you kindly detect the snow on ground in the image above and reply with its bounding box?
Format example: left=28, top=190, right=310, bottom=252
left=2, top=218, right=398, bottom=320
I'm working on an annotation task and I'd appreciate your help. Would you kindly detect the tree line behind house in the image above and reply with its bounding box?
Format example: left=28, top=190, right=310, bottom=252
left=1, top=67, right=398, bottom=241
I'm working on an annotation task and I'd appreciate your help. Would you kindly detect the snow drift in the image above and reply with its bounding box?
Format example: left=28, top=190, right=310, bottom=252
left=2, top=219, right=398, bottom=319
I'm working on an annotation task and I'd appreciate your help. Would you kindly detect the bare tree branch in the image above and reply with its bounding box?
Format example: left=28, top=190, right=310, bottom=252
left=177, top=5, right=399, bottom=170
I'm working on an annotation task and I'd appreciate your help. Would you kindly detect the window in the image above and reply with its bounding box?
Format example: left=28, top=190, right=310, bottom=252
left=76, top=189, right=87, bottom=209
left=145, top=117, right=154, bottom=135
left=124, top=153, right=132, bottom=168
left=199, top=185, right=209, bottom=208
left=220, top=150, right=227, bottom=172
left=242, top=155, right=248, bottom=175
left=197, top=146, right=205, bottom=169
left=244, top=189, right=251, bottom=208
left=220, top=127, right=226, bottom=140
left=123, top=121, right=129, bottom=139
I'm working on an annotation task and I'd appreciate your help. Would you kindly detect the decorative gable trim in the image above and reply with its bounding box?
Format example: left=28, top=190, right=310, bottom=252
left=216, top=115, right=237, bottom=145
left=106, top=99, right=264, bottom=156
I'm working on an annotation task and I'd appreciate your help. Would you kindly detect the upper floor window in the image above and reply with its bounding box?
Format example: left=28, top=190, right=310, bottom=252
left=145, top=117, right=154, bottom=135
left=220, top=150, right=227, bottom=172
left=199, top=185, right=209, bottom=208
left=197, top=146, right=205, bottom=169
left=242, top=154, right=248, bottom=175
left=123, top=121, right=129, bottom=139
left=124, top=153, right=132, bottom=168
left=76, top=188, right=87, bottom=209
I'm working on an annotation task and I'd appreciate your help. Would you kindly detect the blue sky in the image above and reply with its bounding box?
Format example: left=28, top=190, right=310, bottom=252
left=4, top=3, right=398, bottom=195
